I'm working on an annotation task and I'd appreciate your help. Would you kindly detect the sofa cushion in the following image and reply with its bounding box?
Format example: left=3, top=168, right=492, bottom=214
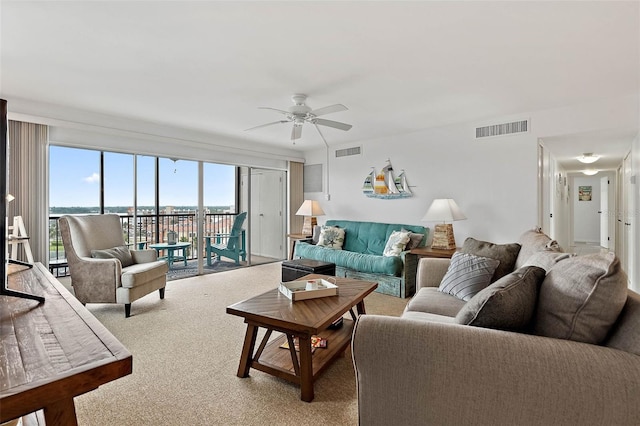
left=383, top=230, right=411, bottom=257
left=405, top=287, right=466, bottom=317
left=295, top=242, right=404, bottom=276
left=325, top=220, right=427, bottom=256
left=521, top=250, right=573, bottom=272
left=455, top=266, right=545, bottom=330
left=515, top=228, right=562, bottom=269
left=91, top=245, right=134, bottom=267
left=534, top=252, right=628, bottom=344
left=461, top=237, right=521, bottom=282
left=317, top=225, right=345, bottom=249
left=438, top=252, right=500, bottom=301
left=121, top=260, right=169, bottom=288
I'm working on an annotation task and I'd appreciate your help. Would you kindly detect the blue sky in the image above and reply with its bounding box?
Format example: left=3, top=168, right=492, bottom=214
left=50, top=146, right=235, bottom=207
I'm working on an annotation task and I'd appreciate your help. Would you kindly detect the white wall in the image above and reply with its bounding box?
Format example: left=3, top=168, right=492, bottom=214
left=572, top=175, right=601, bottom=243
left=305, top=121, right=539, bottom=246
left=304, top=95, right=639, bottom=247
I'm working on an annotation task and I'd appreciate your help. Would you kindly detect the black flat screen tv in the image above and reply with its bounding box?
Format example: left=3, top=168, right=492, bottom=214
left=1, top=98, right=44, bottom=302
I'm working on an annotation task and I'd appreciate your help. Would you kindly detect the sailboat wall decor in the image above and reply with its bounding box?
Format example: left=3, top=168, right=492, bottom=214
left=363, top=159, right=413, bottom=199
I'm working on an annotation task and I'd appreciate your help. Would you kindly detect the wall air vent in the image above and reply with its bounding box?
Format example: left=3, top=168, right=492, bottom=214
left=475, top=119, right=529, bottom=139
left=335, top=146, right=362, bottom=158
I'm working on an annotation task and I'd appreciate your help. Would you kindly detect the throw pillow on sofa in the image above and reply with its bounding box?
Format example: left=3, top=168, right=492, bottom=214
left=534, top=252, right=628, bottom=345
left=383, top=230, right=411, bottom=256
left=402, top=228, right=424, bottom=250
left=455, top=265, right=546, bottom=330
left=514, top=228, right=563, bottom=269
left=91, top=245, right=134, bottom=267
left=317, top=226, right=345, bottom=249
left=461, top=237, right=521, bottom=282
left=439, top=252, right=500, bottom=301
left=521, top=250, right=573, bottom=272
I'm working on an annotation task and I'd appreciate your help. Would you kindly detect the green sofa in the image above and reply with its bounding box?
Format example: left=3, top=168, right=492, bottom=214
left=294, top=220, right=428, bottom=298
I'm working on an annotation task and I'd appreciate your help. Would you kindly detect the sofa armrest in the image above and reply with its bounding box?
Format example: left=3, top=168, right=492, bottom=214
left=131, top=249, right=158, bottom=264
left=416, top=257, right=450, bottom=289
left=352, top=315, right=640, bottom=426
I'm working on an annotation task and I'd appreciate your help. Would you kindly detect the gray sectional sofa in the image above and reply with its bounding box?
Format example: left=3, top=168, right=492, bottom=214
left=294, top=220, right=428, bottom=298
left=352, top=229, right=640, bottom=425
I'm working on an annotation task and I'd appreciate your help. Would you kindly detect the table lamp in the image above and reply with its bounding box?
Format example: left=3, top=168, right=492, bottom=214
left=296, top=200, right=325, bottom=236
left=422, top=199, right=467, bottom=250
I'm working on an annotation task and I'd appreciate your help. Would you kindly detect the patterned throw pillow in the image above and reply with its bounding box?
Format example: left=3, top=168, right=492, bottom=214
left=383, top=230, right=411, bottom=257
left=317, top=226, right=345, bottom=250
left=455, top=266, right=546, bottom=330
left=91, top=245, right=134, bottom=267
left=439, top=252, right=501, bottom=301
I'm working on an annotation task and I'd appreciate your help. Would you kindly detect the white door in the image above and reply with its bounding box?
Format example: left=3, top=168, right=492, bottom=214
left=600, top=176, right=609, bottom=248
left=243, top=169, right=286, bottom=259
left=256, top=169, right=284, bottom=258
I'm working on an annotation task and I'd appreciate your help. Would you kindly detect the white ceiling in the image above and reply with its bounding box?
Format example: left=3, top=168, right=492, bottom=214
left=1, top=1, right=639, bottom=169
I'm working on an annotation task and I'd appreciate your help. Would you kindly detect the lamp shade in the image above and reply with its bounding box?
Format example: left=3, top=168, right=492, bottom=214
left=295, top=200, right=325, bottom=217
left=422, top=199, right=466, bottom=223
left=295, top=200, right=325, bottom=236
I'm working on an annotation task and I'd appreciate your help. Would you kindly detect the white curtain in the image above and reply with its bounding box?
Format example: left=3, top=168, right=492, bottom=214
left=7, top=120, right=48, bottom=264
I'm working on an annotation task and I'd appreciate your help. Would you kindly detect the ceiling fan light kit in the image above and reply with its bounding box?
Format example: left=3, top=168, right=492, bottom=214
left=246, top=94, right=352, bottom=145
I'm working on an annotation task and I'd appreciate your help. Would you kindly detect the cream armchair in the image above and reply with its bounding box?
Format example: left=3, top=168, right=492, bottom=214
left=59, top=214, right=168, bottom=318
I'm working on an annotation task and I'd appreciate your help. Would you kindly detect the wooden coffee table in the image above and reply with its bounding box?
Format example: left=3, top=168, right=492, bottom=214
left=226, top=274, right=377, bottom=402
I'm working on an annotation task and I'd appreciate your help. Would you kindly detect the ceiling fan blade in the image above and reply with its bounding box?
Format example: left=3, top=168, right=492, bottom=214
left=291, top=124, right=303, bottom=140
left=258, top=107, right=290, bottom=115
left=315, top=118, right=353, bottom=131
left=311, top=104, right=348, bottom=117
left=245, top=120, right=288, bottom=131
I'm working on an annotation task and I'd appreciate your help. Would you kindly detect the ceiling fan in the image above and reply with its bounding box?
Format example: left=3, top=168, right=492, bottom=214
left=246, top=94, right=352, bottom=145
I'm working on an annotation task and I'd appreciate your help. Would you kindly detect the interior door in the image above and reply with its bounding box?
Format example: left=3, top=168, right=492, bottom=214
left=255, top=170, right=284, bottom=259
left=242, top=168, right=286, bottom=259
left=600, top=176, right=609, bottom=248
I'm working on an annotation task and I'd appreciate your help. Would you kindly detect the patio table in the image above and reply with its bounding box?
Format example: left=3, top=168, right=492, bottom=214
left=148, top=242, right=190, bottom=269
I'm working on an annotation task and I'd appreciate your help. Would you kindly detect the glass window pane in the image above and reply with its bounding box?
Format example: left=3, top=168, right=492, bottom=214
left=104, top=152, right=134, bottom=214
left=136, top=155, right=156, bottom=214
left=204, top=163, right=236, bottom=212
left=159, top=158, right=198, bottom=210
left=49, top=146, right=100, bottom=214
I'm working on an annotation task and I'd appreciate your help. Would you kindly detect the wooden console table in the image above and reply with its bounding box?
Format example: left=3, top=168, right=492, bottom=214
left=0, top=263, right=132, bottom=425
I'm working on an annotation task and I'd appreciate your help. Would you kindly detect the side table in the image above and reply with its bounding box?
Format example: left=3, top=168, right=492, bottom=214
left=410, top=246, right=458, bottom=259
left=287, top=233, right=312, bottom=260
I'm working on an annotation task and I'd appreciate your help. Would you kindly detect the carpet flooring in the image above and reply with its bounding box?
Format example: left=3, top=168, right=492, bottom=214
left=166, top=259, right=243, bottom=281
left=74, top=262, right=408, bottom=425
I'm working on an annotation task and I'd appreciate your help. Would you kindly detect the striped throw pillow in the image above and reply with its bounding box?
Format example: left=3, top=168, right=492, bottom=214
left=439, top=252, right=501, bottom=301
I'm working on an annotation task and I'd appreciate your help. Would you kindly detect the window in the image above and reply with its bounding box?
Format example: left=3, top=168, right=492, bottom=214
left=50, top=146, right=100, bottom=214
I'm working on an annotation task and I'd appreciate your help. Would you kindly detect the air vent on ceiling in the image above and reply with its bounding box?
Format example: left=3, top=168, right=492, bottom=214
left=335, top=146, right=362, bottom=158
left=475, top=119, right=529, bottom=139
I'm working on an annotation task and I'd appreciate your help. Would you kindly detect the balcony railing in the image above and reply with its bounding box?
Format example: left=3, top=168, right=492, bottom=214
left=49, top=213, right=240, bottom=276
